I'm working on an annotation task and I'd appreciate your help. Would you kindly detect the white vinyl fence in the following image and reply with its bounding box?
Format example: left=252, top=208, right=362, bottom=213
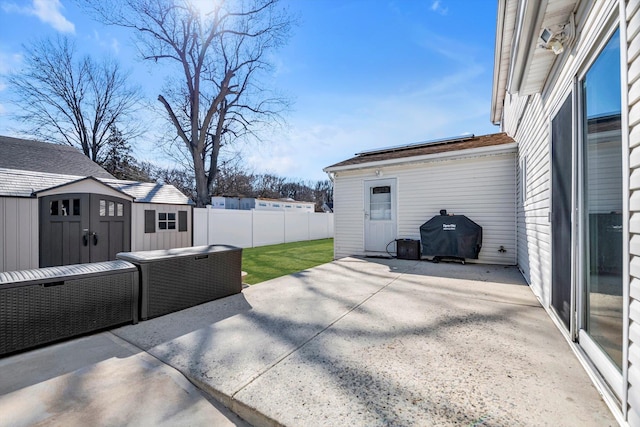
left=193, top=208, right=334, bottom=248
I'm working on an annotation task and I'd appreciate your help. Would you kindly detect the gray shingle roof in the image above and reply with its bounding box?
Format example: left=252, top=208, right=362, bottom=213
left=324, top=132, right=516, bottom=170
left=0, top=168, right=192, bottom=205
left=99, top=178, right=193, bottom=205
left=0, top=135, right=114, bottom=179
left=0, top=169, right=80, bottom=197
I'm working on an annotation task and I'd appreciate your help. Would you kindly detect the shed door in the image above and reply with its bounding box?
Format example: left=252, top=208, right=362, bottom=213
left=40, top=194, right=131, bottom=267
left=364, top=179, right=397, bottom=253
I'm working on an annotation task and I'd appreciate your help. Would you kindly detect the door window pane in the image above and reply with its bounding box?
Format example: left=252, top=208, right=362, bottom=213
left=370, top=186, right=391, bottom=220
left=108, top=201, right=115, bottom=217
left=61, top=199, right=70, bottom=216
left=116, top=203, right=123, bottom=217
left=582, top=29, right=622, bottom=370
left=50, top=200, right=59, bottom=216
left=99, top=200, right=106, bottom=217
left=73, top=199, right=81, bottom=216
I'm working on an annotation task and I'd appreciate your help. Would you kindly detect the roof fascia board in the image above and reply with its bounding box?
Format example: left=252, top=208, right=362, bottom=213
left=507, top=0, right=548, bottom=94
left=491, top=0, right=509, bottom=125
left=324, top=142, right=518, bottom=173
left=35, top=176, right=134, bottom=201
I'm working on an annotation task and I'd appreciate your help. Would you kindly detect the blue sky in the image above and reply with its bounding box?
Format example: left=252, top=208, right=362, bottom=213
left=0, top=0, right=499, bottom=181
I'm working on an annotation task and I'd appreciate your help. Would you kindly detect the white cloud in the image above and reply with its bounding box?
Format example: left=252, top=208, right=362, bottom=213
left=430, top=0, right=448, bottom=16
left=111, top=38, right=120, bottom=55
left=2, top=0, right=75, bottom=33
left=90, top=30, right=121, bottom=55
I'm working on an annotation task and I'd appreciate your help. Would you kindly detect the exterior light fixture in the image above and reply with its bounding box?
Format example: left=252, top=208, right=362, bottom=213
left=538, top=13, right=575, bottom=56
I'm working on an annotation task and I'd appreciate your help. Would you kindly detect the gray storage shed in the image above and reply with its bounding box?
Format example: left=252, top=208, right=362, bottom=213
left=0, top=136, right=194, bottom=273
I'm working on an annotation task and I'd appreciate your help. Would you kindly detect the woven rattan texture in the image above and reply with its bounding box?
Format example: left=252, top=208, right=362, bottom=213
left=146, top=250, right=242, bottom=318
left=0, top=273, right=134, bottom=355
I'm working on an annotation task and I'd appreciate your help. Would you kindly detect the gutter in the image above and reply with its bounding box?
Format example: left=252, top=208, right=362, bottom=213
left=491, top=0, right=508, bottom=125
left=324, top=142, right=518, bottom=174
left=507, top=0, right=547, bottom=95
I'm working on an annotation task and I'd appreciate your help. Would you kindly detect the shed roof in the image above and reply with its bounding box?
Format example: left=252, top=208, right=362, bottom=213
left=0, top=168, right=192, bottom=205
left=324, top=132, right=515, bottom=171
left=101, top=178, right=193, bottom=205
left=0, top=135, right=114, bottom=179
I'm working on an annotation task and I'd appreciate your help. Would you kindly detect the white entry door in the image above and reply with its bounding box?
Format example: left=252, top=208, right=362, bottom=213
left=364, top=179, right=397, bottom=253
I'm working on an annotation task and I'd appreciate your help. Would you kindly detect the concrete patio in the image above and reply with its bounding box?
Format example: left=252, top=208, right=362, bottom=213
left=0, top=257, right=617, bottom=426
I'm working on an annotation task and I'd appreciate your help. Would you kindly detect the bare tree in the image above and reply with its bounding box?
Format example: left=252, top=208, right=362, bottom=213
left=81, top=0, right=292, bottom=207
left=8, top=36, right=141, bottom=161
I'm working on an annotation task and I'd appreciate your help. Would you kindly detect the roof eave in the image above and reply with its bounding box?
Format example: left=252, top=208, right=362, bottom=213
left=491, top=0, right=510, bottom=125
left=323, top=142, right=518, bottom=173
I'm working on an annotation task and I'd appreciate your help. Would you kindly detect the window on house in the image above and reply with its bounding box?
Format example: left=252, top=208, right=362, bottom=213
left=158, top=212, right=176, bottom=230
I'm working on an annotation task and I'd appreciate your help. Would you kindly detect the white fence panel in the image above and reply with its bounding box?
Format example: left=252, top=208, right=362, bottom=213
left=253, top=210, right=285, bottom=247
left=309, top=213, right=331, bottom=240
left=210, top=210, right=253, bottom=248
left=193, top=208, right=333, bottom=247
left=193, top=208, right=209, bottom=246
left=285, top=212, right=309, bottom=243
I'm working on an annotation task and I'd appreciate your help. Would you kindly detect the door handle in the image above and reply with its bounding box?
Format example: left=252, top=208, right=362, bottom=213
left=83, top=229, right=89, bottom=246
left=93, top=233, right=98, bottom=246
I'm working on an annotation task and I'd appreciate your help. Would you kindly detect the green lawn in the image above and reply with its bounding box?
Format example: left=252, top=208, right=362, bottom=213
left=242, top=238, right=334, bottom=285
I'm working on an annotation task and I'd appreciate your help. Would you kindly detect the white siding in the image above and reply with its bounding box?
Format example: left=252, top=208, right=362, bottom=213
left=333, top=173, right=365, bottom=259
left=333, top=152, right=517, bottom=264
left=503, top=0, right=621, bottom=307
left=131, top=203, right=192, bottom=251
left=627, top=0, right=640, bottom=424
left=0, top=197, right=38, bottom=272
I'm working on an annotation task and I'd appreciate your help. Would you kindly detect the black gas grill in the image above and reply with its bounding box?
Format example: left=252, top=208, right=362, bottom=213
left=420, top=212, right=482, bottom=263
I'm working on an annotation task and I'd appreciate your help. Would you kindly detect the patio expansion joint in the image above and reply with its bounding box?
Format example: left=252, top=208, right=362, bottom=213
left=229, top=272, right=406, bottom=400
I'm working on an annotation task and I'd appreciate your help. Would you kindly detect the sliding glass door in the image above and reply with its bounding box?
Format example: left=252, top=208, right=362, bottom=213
left=578, top=28, right=623, bottom=398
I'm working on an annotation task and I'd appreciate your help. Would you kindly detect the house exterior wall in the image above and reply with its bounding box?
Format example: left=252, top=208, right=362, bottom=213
left=131, top=203, right=192, bottom=251
left=332, top=152, right=517, bottom=264
left=501, top=0, right=639, bottom=422
left=0, top=197, right=38, bottom=272
left=625, top=0, right=640, bottom=424
left=502, top=0, right=621, bottom=306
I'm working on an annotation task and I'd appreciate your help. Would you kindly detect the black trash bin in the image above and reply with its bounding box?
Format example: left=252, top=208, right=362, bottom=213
left=420, top=213, right=482, bottom=263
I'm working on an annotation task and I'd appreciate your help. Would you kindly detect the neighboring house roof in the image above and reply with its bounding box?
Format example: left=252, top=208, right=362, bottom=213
left=324, top=133, right=516, bottom=171
left=0, top=168, right=77, bottom=198
left=0, top=135, right=114, bottom=179
left=0, top=168, right=192, bottom=205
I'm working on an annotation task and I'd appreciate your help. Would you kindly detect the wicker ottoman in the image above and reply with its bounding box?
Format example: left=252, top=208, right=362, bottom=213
left=0, top=260, right=139, bottom=356
left=117, top=245, right=242, bottom=320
